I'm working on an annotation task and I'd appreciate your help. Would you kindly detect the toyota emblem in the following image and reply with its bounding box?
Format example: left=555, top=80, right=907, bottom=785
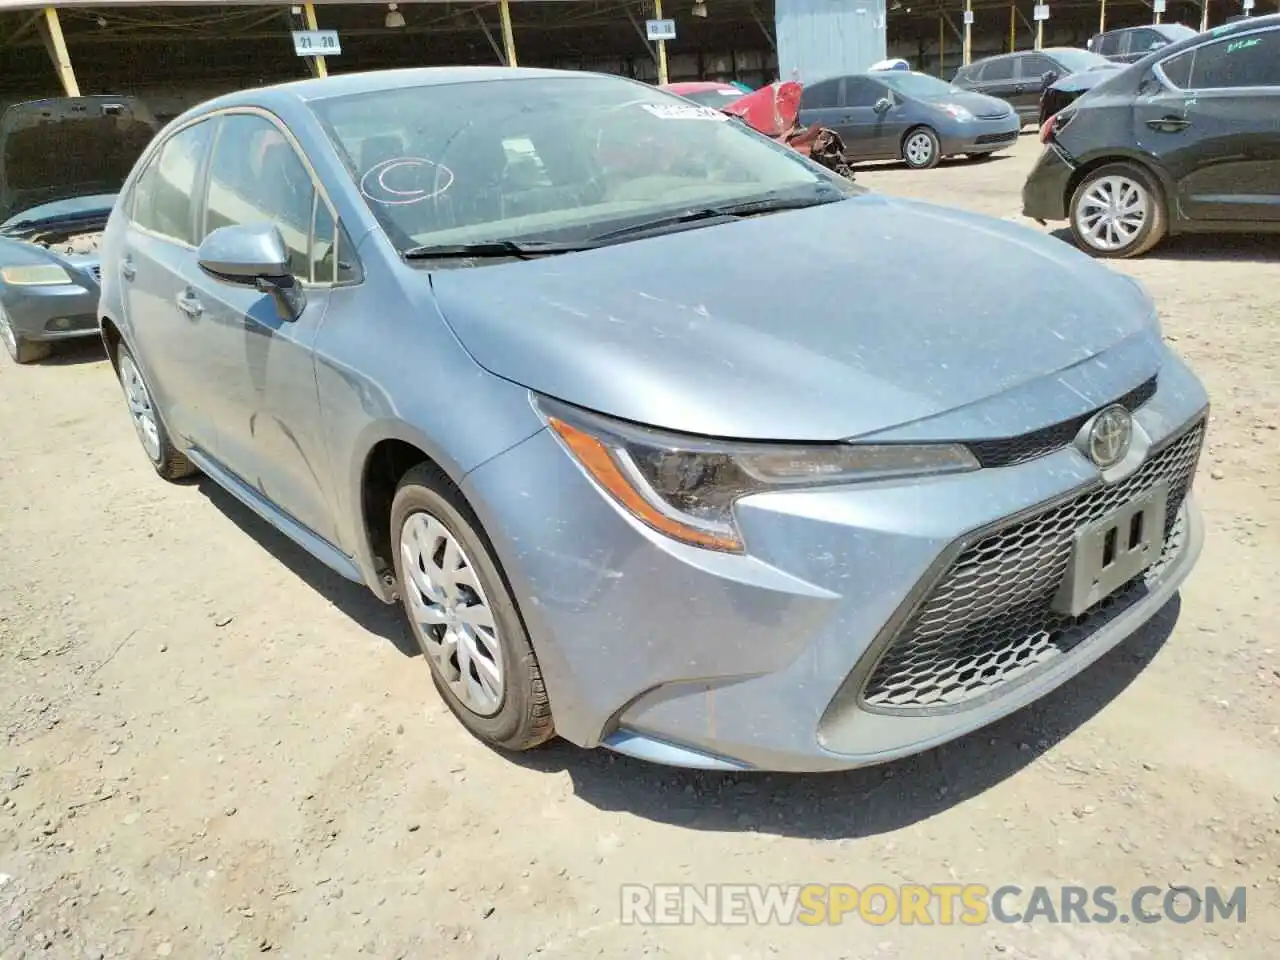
left=1087, top=405, right=1133, bottom=469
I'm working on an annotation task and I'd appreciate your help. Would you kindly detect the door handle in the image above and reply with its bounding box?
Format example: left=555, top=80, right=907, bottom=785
left=120, top=257, right=136, bottom=281
left=1012, top=84, right=1024, bottom=94
left=176, top=290, right=203, bottom=319
left=1146, top=117, right=1191, bottom=132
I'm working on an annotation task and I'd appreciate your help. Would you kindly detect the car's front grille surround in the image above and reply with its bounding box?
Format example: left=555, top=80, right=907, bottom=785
left=965, top=375, right=1158, bottom=469
left=858, top=416, right=1205, bottom=713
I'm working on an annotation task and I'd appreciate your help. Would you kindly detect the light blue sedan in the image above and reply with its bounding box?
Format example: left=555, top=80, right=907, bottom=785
left=97, top=67, right=1207, bottom=772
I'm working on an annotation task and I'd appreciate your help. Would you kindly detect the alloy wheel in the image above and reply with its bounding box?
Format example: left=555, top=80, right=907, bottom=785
left=400, top=511, right=505, bottom=717
left=1075, top=175, right=1149, bottom=252
left=118, top=353, right=162, bottom=463
left=905, top=132, right=934, bottom=167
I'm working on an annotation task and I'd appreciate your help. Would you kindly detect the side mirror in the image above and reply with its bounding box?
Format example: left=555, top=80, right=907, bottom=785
left=874, top=97, right=893, bottom=114
left=197, top=223, right=305, bottom=322
left=1041, top=71, right=1060, bottom=86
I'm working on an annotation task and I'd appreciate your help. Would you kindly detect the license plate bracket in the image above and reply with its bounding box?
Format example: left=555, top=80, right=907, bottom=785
left=1052, top=481, right=1170, bottom=618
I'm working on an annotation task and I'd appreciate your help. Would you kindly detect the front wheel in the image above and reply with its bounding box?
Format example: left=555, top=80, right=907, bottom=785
left=0, top=304, right=52, bottom=365
left=901, top=126, right=942, bottom=170
left=391, top=465, right=555, bottom=752
left=1068, top=162, right=1167, bottom=259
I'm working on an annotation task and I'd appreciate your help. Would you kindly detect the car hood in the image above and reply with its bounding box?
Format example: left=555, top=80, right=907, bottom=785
left=429, top=194, right=1158, bottom=441
left=940, top=90, right=1015, bottom=117
left=0, top=97, right=156, bottom=222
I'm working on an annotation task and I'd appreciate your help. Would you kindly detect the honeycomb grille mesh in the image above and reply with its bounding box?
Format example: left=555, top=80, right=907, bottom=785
left=966, top=376, right=1159, bottom=469
left=861, top=419, right=1205, bottom=712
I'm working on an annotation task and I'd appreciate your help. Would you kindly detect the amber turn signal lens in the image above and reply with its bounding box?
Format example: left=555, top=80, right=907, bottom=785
left=547, top=416, right=744, bottom=553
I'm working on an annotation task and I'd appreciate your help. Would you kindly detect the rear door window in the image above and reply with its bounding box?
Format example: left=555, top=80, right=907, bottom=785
left=1019, top=55, right=1057, bottom=81
left=1160, top=28, right=1280, bottom=89
left=801, top=79, right=842, bottom=109
left=1097, top=32, right=1123, bottom=56
left=1126, top=28, right=1170, bottom=57
left=132, top=120, right=213, bottom=246
left=982, top=57, right=1015, bottom=81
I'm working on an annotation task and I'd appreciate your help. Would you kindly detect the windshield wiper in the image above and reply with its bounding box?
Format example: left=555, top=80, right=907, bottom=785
left=402, top=239, right=597, bottom=261
left=588, top=193, right=843, bottom=243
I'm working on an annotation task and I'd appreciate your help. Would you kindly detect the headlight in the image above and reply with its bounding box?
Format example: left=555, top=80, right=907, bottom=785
left=0, top=264, right=73, bottom=286
left=943, top=104, right=975, bottom=122
left=539, top=398, right=979, bottom=553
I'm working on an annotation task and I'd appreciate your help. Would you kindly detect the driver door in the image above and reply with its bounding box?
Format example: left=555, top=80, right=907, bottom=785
left=187, top=111, right=345, bottom=545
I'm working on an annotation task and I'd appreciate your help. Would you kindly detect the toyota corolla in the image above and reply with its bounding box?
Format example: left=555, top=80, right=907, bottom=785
left=97, top=67, right=1207, bottom=771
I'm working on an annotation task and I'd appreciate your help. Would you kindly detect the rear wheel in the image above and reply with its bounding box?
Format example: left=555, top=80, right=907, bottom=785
left=391, top=465, right=554, bottom=753
left=115, top=345, right=198, bottom=480
left=0, top=304, right=52, bottom=365
left=902, top=126, right=941, bottom=170
left=1069, top=162, right=1167, bottom=259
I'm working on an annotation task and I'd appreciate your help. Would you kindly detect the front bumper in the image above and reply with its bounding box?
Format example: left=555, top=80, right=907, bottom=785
left=1022, top=143, right=1076, bottom=222
left=0, top=280, right=100, bottom=341
left=940, top=117, right=1021, bottom=156
left=462, top=353, right=1208, bottom=773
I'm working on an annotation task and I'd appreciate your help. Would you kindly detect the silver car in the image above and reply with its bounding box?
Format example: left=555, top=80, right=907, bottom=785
left=97, top=67, right=1208, bottom=772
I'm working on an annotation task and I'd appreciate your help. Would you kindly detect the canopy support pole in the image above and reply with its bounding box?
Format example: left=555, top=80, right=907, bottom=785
left=40, top=6, right=80, bottom=97
left=499, top=0, right=518, bottom=68
left=302, top=2, right=327, bottom=78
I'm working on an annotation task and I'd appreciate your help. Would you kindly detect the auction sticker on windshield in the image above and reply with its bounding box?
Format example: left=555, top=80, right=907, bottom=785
left=641, top=103, right=729, bottom=121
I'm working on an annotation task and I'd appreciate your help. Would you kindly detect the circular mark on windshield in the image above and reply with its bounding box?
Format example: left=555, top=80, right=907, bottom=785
left=359, top=157, right=455, bottom=206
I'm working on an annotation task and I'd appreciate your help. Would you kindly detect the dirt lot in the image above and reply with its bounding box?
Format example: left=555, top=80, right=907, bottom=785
left=2, top=134, right=1278, bottom=960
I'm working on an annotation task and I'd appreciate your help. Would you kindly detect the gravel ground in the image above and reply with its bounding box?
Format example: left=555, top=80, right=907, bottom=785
left=1, top=134, right=1278, bottom=960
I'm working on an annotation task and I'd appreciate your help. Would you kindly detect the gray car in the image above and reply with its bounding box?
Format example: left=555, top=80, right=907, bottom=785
left=0, top=96, right=157, bottom=364
left=98, top=67, right=1208, bottom=772
left=798, top=71, right=1020, bottom=169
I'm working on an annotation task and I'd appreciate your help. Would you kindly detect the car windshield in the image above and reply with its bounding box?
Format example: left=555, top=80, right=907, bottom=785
left=311, top=75, right=843, bottom=254
left=675, top=87, right=747, bottom=109
left=876, top=72, right=961, bottom=100
left=1049, top=49, right=1113, bottom=72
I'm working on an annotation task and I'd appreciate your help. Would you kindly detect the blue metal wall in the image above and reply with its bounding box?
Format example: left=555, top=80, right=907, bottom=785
left=775, top=0, right=887, bottom=84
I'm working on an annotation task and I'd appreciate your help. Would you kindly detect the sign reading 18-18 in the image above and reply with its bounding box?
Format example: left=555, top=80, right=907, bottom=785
left=293, top=30, right=341, bottom=56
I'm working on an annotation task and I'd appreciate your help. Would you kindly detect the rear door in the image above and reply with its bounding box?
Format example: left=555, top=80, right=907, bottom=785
left=1137, top=26, right=1280, bottom=224
left=797, top=78, right=845, bottom=139
left=119, top=118, right=216, bottom=449
left=1014, top=54, right=1058, bottom=117
left=975, top=57, right=1023, bottom=116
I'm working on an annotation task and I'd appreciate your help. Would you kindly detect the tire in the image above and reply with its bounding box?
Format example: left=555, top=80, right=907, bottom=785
left=114, top=345, right=199, bottom=480
left=0, top=303, right=52, bottom=365
left=902, top=126, right=941, bottom=170
left=1068, top=162, right=1168, bottom=259
left=391, top=464, right=555, bottom=753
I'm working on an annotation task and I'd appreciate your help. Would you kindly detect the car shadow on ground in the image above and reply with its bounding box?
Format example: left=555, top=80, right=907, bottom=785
left=510, top=597, right=1181, bottom=840
left=193, top=479, right=418, bottom=657
left=853, top=153, right=1015, bottom=174
left=1047, top=227, right=1280, bottom=263
left=37, top=338, right=107, bottom=367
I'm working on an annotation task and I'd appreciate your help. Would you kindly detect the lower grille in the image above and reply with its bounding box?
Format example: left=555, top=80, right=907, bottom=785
left=975, top=130, right=1017, bottom=143
left=88, top=264, right=102, bottom=282
left=861, top=419, right=1205, bottom=712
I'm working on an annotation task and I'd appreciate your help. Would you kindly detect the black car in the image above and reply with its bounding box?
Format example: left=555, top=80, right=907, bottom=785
left=797, top=71, right=1019, bottom=169
left=1087, top=23, right=1198, bottom=63
left=952, top=47, right=1115, bottom=124
left=1023, top=15, right=1280, bottom=258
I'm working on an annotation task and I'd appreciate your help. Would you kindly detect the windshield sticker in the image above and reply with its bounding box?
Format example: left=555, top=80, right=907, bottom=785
left=1226, top=37, right=1261, bottom=53
left=359, top=157, right=454, bottom=206
left=641, top=103, right=729, bottom=121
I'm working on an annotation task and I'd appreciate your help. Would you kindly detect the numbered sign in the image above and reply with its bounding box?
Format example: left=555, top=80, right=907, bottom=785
left=292, top=30, right=341, bottom=56
left=963, top=9, right=975, bottom=23
left=1033, top=4, right=1050, bottom=20
left=646, top=19, right=677, bottom=41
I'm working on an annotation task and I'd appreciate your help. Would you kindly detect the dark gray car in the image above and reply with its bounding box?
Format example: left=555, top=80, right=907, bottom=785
left=797, top=71, right=1019, bottom=169
left=1087, top=23, right=1198, bottom=64
left=953, top=48, right=1114, bottom=124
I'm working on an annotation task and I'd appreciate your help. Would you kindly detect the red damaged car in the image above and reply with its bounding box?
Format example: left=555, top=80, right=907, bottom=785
left=662, top=80, right=853, bottom=179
